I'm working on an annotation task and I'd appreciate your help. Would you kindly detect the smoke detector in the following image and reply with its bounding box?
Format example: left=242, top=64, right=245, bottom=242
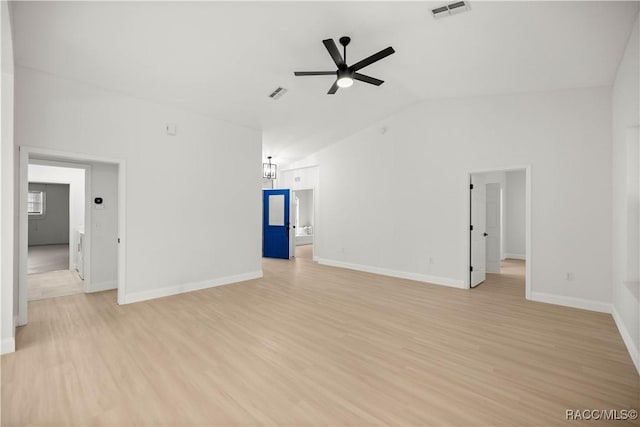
left=432, top=1, right=470, bottom=18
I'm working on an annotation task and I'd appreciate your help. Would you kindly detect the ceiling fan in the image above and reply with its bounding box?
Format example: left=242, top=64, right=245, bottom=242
left=294, top=36, right=395, bottom=94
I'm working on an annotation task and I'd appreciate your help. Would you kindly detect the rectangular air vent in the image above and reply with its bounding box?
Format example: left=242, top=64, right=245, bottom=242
left=432, top=1, right=470, bottom=18
left=268, top=87, right=288, bottom=100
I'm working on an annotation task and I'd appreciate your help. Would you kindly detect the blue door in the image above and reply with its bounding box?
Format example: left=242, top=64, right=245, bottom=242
left=263, top=189, right=290, bottom=259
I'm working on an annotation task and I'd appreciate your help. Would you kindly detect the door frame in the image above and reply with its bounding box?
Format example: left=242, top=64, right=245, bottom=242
left=18, top=146, right=127, bottom=326
left=465, top=165, right=532, bottom=300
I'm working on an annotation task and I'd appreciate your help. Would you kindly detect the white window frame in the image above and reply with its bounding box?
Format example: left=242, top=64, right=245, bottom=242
left=27, top=190, right=45, bottom=217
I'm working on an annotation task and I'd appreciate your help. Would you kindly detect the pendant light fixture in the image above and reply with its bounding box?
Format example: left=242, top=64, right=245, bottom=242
left=263, top=156, right=277, bottom=180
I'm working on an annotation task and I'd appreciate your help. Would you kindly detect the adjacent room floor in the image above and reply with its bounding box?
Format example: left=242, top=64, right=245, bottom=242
left=481, top=257, right=526, bottom=298
left=28, top=269, right=84, bottom=301
left=295, top=243, right=313, bottom=259
left=27, top=244, right=83, bottom=300
left=2, top=254, right=637, bottom=426
left=27, top=244, right=69, bottom=274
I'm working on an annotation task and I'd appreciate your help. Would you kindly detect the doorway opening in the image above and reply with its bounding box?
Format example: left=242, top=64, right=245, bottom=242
left=468, top=167, right=530, bottom=299
left=261, top=187, right=315, bottom=261
left=292, top=189, right=314, bottom=260
left=27, top=162, right=86, bottom=300
left=18, top=147, right=126, bottom=328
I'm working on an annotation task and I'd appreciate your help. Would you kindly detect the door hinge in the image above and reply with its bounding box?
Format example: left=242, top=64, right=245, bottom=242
left=470, top=266, right=474, bottom=272
left=118, top=238, right=120, bottom=243
left=470, top=184, right=474, bottom=190
left=470, top=225, right=473, bottom=231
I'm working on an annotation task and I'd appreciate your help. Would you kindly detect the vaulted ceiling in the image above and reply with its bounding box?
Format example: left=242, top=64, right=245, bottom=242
left=11, top=1, right=639, bottom=164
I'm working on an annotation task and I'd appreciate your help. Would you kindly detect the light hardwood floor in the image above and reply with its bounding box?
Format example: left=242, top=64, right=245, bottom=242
left=2, top=253, right=638, bottom=426
left=28, top=269, right=84, bottom=301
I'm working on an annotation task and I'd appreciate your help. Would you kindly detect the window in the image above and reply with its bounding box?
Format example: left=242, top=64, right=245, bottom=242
left=28, top=191, right=44, bottom=215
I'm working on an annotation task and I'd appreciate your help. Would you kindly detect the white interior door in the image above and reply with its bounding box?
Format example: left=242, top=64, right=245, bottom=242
left=485, top=183, right=501, bottom=273
left=470, top=174, right=486, bottom=287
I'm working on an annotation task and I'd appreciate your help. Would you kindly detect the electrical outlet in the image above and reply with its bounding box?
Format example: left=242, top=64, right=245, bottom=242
left=429, top=257, right=434, bottom=264
left=565, top=272, right=574, bottom=281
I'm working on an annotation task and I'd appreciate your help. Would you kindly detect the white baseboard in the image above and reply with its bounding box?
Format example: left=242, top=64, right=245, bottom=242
left=317, top=258, right=466, bottom=289
left=612, top=306, right=640, bottom=375
left=123, top=270, right=263, bottom=305
left=85, top=280, right=117, bottom=293
left=16, top=313, right=26, bottom=327
left=1, top=337, right=15, bottom=354
left=504, top=253, right=526, bottom=260
left=530, top=292, right=611, bottom=313
left=312, top=256, right=319, bottom=262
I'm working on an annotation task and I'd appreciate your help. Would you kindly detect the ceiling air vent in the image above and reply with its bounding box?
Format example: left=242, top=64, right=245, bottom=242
left=268, top=87, right=288, bottom=100
left=432, top=1, right=470, bottom=18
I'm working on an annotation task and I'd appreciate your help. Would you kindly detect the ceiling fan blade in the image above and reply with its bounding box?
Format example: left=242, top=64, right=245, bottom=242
left=350, top=47, right=395, bottom=72
left=294, top=71, right=336, bottom=76
left=327, top=80, right=339, bottom=95
left=322, top=39, right=345, bottom=67
left=353, top=73, right=384, bottom=86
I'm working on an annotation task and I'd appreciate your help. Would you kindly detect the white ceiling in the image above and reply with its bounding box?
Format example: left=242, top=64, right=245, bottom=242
left=11, top=1, right=639, bottom=164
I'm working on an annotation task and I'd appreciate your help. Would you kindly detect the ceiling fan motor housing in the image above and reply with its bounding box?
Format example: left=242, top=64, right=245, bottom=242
left=338, top=68, right=353, bottom=79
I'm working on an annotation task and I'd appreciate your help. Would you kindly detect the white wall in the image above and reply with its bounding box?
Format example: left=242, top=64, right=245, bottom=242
left=1, top=0, right=15, bottom=354
left=261, top=178, right=274, bottom=190
left=278, top=165, right=319, bottom=191
left=298, top=87, right=612, bottom=310
left=28, top=182, right=69, bottom=245
left=14, top=67, right=262, bottom=308
left=505, top=170, right=526, bottom=259
left=611, top=13, right=640, bottom=373
left=28, top=164, right=85, bottom=268
left=89, top=162, right=117, bottom=291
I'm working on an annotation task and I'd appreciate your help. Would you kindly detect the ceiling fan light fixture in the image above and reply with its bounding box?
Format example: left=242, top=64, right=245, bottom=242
left=294, top=36, right=395, bottom=94
left=337, top=76, right=354, bottom=88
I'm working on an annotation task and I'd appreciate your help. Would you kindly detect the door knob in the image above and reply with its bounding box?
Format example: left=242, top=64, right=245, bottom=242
left=483, top=233, right=488, bottom=236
